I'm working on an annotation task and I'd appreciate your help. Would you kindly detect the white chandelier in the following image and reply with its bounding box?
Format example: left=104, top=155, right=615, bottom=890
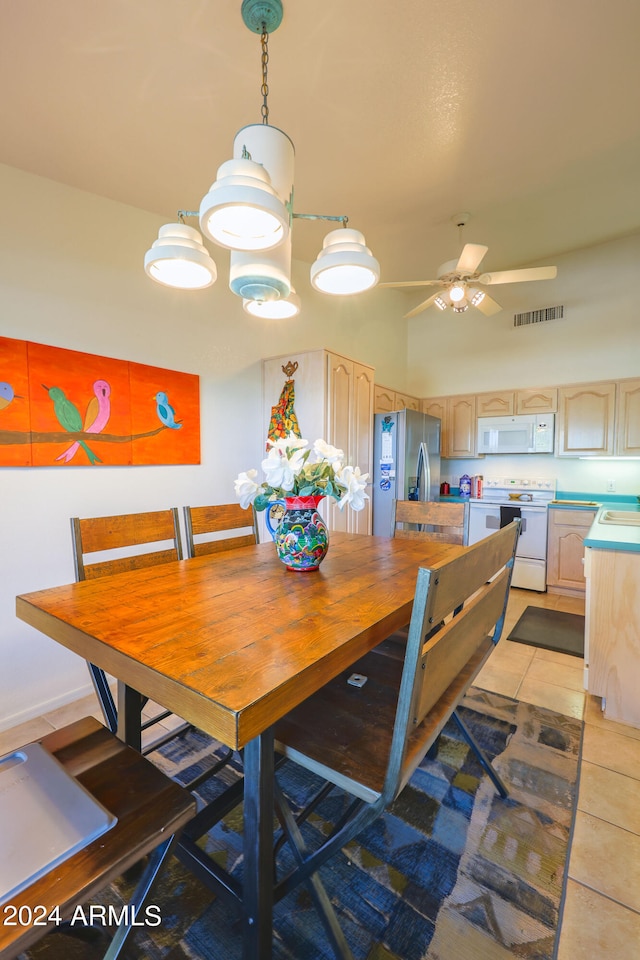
left=144, top=0, right=379, bottom=318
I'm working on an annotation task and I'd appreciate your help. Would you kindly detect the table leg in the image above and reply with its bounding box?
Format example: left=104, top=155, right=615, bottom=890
left=242, top=727, right=274, bottom=960
left=116, top=681, right=145, bottom=751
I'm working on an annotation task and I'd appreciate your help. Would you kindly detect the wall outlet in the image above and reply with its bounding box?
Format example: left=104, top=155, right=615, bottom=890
left=606, top=479, right=616, bottom=492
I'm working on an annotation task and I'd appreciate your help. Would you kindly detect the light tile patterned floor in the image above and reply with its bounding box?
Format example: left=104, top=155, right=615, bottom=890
left=2, top=586, right=639, bottom=957
left=475, top=588, right=640, bottom=960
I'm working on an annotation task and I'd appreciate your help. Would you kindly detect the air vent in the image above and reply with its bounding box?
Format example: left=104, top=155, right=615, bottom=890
left=514, top=305, right=564, bottom=327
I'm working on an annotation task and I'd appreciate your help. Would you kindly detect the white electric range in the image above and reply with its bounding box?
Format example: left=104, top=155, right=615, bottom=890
left=467, top=478, right=556, bottom=591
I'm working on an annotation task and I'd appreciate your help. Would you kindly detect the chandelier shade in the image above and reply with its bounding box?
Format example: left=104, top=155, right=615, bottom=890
left=310, top=228, right=380, bottom=295
left=243, top=287, right=300, bottom=318
left=229, top=232, right=292, bottom=301
left=143, top=223, right=217, bottom=289
left=199, top=125, right=293, bottom=252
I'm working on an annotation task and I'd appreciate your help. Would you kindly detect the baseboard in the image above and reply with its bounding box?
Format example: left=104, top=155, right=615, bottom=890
left=0, top=680, right=95, bottom=734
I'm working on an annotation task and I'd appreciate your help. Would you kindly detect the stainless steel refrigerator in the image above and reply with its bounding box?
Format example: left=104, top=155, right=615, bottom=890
left=372, top=409, right=441, bottom=537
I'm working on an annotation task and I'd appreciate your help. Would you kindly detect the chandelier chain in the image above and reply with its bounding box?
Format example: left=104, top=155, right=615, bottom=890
left=260, top=26, right=270, bottom=124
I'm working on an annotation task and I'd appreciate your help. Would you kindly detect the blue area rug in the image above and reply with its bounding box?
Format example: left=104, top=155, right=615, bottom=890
left=22, top=688, right=582, bottom=960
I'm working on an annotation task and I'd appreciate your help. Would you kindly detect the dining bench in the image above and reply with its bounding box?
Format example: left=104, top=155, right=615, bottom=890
left=271, top=520, right=520, bottom=958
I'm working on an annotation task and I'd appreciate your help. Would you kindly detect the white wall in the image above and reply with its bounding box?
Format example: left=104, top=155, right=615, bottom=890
left=0, top=163, right=408, bottom=731
left=406, top=230, right=640, bottom=496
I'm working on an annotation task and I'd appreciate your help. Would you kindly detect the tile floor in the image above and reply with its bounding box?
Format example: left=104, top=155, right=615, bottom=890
left=2, top=586, right=639, bottom=958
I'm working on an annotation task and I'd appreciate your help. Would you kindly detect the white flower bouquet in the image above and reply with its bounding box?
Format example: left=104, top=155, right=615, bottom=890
left=234, top=434, right=369, bottom=513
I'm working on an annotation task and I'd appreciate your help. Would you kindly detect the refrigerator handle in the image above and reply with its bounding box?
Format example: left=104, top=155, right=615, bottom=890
left=417, top=441, right=430, bottom=501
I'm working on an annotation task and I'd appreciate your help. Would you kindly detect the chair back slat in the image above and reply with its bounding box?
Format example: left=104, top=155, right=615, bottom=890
left=411, top=565, right=511, bottom=726
left=184, top=504, right=258, bottom=559
left=423, top=520, right=519, bottom=626
left=71, top=509, right=183, bottom=582
left=392, top=499, right=468, bottom=545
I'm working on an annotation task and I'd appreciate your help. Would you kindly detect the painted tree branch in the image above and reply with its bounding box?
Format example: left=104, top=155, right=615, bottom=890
left=0, top=427, right=168, bottom=445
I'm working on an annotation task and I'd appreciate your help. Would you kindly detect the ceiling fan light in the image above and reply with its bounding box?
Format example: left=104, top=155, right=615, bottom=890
left=144, top=223, right=217, bottom=289
left=434, top=295, right=448, bottom=310
left=452, top=299, right=469, bottom=313
left=449, top=282, right=466, bottom=303
left=243, top=287, right=300, bottom=319
left=310, top=228, right=380, bottom=295
left=199, top=156, right=289, bottom=252
left=469, top=287, right=485, bottom=306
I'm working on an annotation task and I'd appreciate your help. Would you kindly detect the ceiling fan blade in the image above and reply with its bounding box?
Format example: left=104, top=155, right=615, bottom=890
left=455, top=243, right=488, bottom=275
left=479, top=266, right=557, bottom=285
left=474, top=293, right=502, bottom=316
left=378, top=279, right=442, bottom=288
left=404, top=293, right=441, bottom=319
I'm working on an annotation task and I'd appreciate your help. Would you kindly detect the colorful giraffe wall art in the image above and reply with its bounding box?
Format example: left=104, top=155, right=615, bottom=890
left=0, top=337, right=200, bottom=466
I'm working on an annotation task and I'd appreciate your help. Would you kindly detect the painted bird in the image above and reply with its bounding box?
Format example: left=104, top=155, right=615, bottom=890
left=154, top=391, right=182, bottom=429
left=56, top=379, right=111, bottom=463
left=42, top=384, right=102, bottom=465
left=0, top=381, right=23, bottom=410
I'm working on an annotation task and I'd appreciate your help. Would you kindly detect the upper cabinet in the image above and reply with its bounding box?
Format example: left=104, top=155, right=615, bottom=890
left=476, top=391, right=515, bottom=417
left=374, top=384, right=420, bottom=414
left=476, top=388, right=557, bottom=418
left=556, top=381, right=617, bottom=456
left=516, top=388, right=558, bottom=414
left=615, top=378, right=640, bottom=456
left=423, top=394, right=477, bottom=458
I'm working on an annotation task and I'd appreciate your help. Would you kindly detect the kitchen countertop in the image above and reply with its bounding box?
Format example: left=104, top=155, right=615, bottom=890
left=584, top=502, right=640, bottom=553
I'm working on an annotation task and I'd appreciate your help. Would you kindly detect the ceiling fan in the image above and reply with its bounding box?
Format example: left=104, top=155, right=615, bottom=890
left=380, top=215, right=557, bottom=319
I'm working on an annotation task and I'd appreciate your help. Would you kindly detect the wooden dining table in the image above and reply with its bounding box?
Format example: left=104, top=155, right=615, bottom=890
left=16, top=531, right=462, bottom=959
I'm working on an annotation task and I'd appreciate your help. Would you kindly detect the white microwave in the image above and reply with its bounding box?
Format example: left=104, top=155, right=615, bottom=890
left=477, top=414, right=555, bottom=454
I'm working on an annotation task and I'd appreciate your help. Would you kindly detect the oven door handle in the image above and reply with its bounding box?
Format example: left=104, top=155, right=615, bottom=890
left=486, top=515, right=527, bottom=533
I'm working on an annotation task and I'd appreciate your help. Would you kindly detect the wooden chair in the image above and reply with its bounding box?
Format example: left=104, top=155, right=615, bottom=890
left=392, top=498, right=469, bottom=545
left=71, top=509, right=186, bottom=749
left=375, top=499, right=470, bottom=661
left=183, top=502, right=258, bottom=559
left=0, top=716, right=195, bottom=959
left=271, top=521, right=520, bottom=958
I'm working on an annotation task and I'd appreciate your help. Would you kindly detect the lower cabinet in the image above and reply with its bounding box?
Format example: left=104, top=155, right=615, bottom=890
left=546, top=508, right=597, bottom=596
left=585, top=546, right=640, bottom=728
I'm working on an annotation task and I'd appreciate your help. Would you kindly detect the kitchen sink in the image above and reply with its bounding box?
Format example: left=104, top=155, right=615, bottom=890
left=549, top=499, right=600, bottom=506
left=599, top=510, right=640, bottom=526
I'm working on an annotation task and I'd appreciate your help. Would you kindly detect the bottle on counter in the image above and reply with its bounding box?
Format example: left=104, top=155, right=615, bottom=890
left=459, top=474, right=471, bottom=497
left=440, top=481, right=450, bottom=495
left=471, top=475, right=484, bottom=498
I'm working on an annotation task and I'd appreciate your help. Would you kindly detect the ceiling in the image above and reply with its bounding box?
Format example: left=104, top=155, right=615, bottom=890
left=2, top=0, right=640, bottom=290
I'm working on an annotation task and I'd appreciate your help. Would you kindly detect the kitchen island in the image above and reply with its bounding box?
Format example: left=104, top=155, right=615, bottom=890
left=583, top=503, right=640, bottom=728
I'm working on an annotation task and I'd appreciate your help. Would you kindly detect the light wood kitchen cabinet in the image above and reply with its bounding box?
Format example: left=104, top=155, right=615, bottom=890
left=585, top=545, right=640, bottom=728
left=327, top=354, right=374, bottom=534
left=374, top=385, right=420, bottom=413
left=395, top=392, right=421, bottom=411
left=423, top=394, right=477, bottom=458
left=547, top=508, right=597, bottom=596
left=556, top=381, right=616, bottom=457
left=615, top=378, right=640, bottom=456
left=374, top=385, right=395, bottom=414
left=476, top=391, right=515, bottom=417
left=516, top=388, right=558, bottom=414
left=262, top=348, right=374, bottom=536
